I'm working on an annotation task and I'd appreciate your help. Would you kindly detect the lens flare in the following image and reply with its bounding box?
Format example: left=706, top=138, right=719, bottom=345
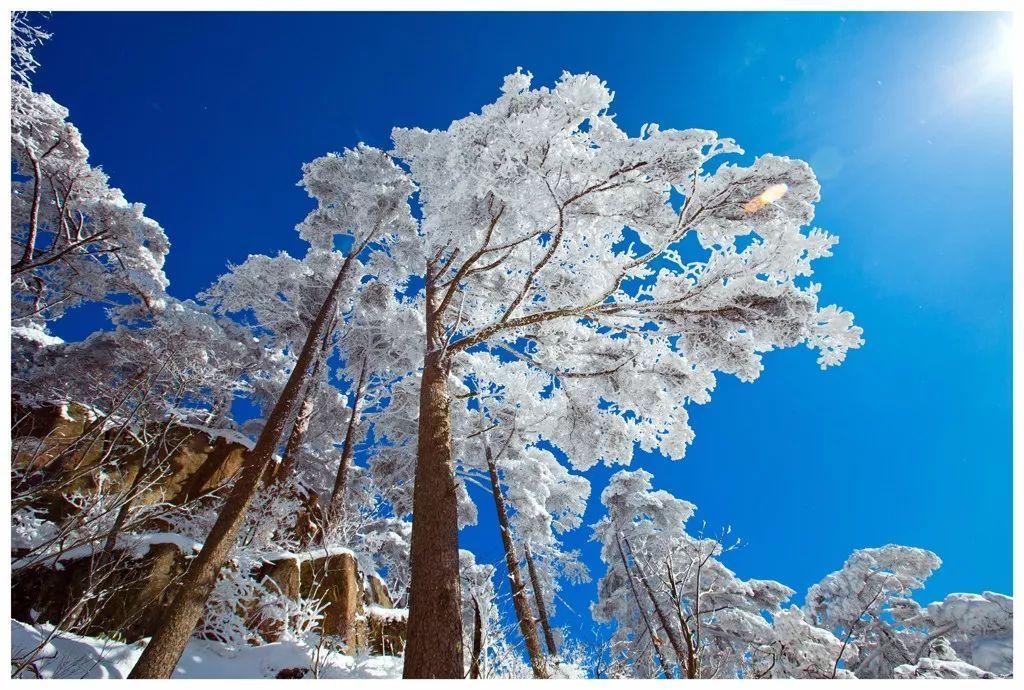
left=743, top=183, right=789, bottom=214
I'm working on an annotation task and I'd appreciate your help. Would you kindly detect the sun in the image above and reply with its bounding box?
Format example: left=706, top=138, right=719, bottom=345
left=981, top=17, right=1015, bottom=80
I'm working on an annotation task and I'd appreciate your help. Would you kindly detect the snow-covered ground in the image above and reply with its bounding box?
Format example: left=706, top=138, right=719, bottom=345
left=11, top=620, right=402, bottom=679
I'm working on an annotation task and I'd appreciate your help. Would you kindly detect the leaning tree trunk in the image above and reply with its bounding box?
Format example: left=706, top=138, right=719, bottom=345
left=402, top=278, right=464, bottom=679
left=524, top=542, right=558, bottom=658
left=485, top=443, right=548, bottom=678
left=127, top=254, right=356, bottom=679
left=325, top=356, right=368, bottom=527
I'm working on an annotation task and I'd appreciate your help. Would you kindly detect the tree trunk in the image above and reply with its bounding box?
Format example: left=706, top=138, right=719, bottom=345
left=402, top=279, right=464, bottom=679
left=15, top=152, right=41, bottom=268
left=469, top=597, right=484, bottom=679
left=127, top=254, right=355, bottom=679
left=524, top=542, right=558, bottom=658
left=616, top=535, right=673, bottom=679
left=272, top=358, right=321, bottom=482
left=325, top=356, right=368, bottom=527
left=485, top=443, right=548, bottom=678
left=268, top=313, right=337, bottom=486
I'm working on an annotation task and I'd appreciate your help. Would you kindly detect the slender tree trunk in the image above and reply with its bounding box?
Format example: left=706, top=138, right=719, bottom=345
left=616, top=536, right=673, bottom=679
left=266, top=313, right=336, bottom=486
left=15, top=152, right=42, bottom=268
left=524, top=542, right=558, bottom=658
left=623, top=537, right=690, bottom=675
left=269, top=350, right=324, bottom=484
left=326, top=356, right=368, bottom=526
left=484, top=443, right=548, bottom=678
left=469, top=597, right=484, bottom=679
left=402, top=278, right=464, bottom=679
left=127, top=254, right=356, bottom=679
left=666, top=563, right=699, bottom=679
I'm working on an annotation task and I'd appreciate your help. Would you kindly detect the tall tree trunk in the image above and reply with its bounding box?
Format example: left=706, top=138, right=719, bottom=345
left=127, top=255, right=356, bottom=679
left=469, top=597, right=484, bottom=679
left=524, top=542, right=558, bottom=658
left=485, top=443, right=548, bottom=678
left=616, top=535, right=673, bottom=679
left=325, top=355, right=368, bottom=527
left=402, top=277, right=464, bottom=679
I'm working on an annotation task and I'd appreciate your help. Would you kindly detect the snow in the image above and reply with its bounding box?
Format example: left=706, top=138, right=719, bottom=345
left=11, top=325, right=64, bottom=348
left=971, top=634, right=1013, bottom=677
left=894, top=657, right=996, bottom=679
left=11, top=620, right=403, bottom=679
left=259, top=545, right=356, bottom=564
left=171, top=418, right=255, bottom=450
left=12, top=532, right=202, bottom=571
left=366, top=605, right=409, bottom=622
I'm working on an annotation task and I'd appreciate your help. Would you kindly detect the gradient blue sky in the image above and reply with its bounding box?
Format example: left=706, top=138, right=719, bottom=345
left=33, top=11, right=1012, bottom=640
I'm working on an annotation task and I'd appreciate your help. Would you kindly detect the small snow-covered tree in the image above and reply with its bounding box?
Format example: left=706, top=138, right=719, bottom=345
left=450, top=355, right=590, bottom=674
left=592, top=469, right=792, bottom=679
left=201, top=241, right=421, bottom=532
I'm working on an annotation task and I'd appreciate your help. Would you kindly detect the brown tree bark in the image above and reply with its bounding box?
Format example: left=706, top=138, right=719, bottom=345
left=484, top=443, right=548, bottom=678
left=524, top=542, right=558, bottom=658
left=127, top=253, right=357, bottom=679
left=325, top=356, right=368, bottom=527
left=402, top=276, right=465, bottom=679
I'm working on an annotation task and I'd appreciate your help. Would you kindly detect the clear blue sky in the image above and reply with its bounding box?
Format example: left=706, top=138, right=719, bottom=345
left=34, top=11, right=1012, bottom=641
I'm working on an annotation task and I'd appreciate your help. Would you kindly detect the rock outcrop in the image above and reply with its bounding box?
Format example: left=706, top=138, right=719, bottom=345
left=12, top=400, right=249, bottom=513
left=11, top=541, right=193, bottom=642
left=11, top=400, right=407, bottom=655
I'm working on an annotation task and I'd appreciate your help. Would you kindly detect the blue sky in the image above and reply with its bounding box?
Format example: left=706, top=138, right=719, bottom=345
left=34, top=11, right=1012, bottom=640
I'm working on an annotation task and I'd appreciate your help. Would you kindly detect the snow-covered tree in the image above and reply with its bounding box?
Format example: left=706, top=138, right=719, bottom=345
left=760, top=606, right=854, bottom=679
left=383, top=69, right=861, bottom=677
left=894, top=591, right=1012, bottom=676
left=10, top=87, right=170, bottom=328
left=201, top=237, right=421, bottom=532
left=803, top=545, right=942, bottom=678
left=17, top=297, right=268, bottom=425
left=592, top=470, right=792, bottom=678
left=129, top=145, right=415, bottom=678
left=10, top=11, right=51, bottom=88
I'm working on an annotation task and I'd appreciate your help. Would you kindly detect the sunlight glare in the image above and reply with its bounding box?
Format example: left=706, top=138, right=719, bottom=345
left=743, top=183, right=788, bottom=214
